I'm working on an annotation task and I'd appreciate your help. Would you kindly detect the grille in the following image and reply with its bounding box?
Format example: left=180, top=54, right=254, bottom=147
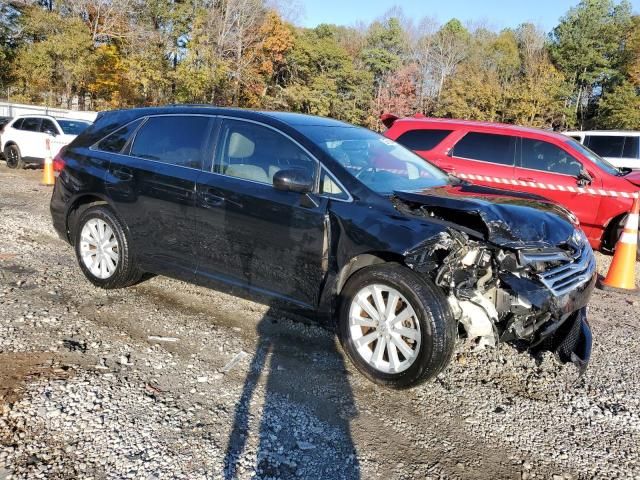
left=530, top=244, right=596, bottom=296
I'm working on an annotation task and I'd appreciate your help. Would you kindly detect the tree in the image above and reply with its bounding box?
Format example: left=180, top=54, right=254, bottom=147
left=431, top=19, right=469, bottom=102
left=361, top=17, right=407, bottom=86
left=550, top=0, right=633, bottom=127
left=0, top=2, right=20, bottom=93
left=596, top=81, right=640, bottom=128
left=11, top=6, right=97, bottom=108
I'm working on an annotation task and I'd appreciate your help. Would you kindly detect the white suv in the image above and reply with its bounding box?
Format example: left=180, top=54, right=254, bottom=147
left=1, top=115, right=92, bottom=169
left=563, top=130, right=640, bottom=170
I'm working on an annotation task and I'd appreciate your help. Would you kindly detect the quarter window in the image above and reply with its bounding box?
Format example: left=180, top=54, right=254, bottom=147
left=320, top=170, right=348, bottom=200
left=452, top=132, right=516, bottom=165
left=395, top=129, right=452, bottom=151
left=130, top=116, right=212, bottom=169
left=96, top=119, right=144, bottom=154
left=586, top=135, right=625, bottom=158
left=12, top=118, right=23, bottom=130
left=20, top=118, right=41, bottom=132
left=217, top=119, right=316, bottom=185
left=521, top=138, right=582, bottom=176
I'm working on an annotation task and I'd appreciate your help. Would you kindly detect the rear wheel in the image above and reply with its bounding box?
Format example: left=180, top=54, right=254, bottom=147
left=74, top=206, right=143, bottom=289
left=4, top=145, right=24, bottom=169
left=338, top=263, right=456, bottom=389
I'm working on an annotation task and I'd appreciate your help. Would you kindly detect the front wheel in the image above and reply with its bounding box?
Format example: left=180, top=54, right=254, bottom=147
left=612, top=216, right=640, bottom=261
left=338, top=263, right=456, bottom=389
left=4, top=145, right=24, bottom=169
left=74, top=206, right=143, bottom=289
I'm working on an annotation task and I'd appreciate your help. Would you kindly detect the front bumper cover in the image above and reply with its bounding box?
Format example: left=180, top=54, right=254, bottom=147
left=531, top=307, right=592, bottom=374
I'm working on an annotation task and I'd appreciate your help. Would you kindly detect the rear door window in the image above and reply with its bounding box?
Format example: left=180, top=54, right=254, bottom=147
left=395, top=129, right=452, bottom=151
left=21, top=118, right=42, bottom=132
left=622, top=137, right=639, bottom=159
left=520, top=138, right=582, bottom=176
left=452, top=132, right=516, bottom=165
left=585, top=135, right=625, bottom=158
left=130, top=115, right=212, bottom=169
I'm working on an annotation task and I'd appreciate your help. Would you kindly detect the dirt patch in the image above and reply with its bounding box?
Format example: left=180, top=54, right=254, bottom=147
left=0, top=353, right=74, bottom=406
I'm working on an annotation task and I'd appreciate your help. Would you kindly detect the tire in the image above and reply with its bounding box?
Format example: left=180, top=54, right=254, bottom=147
left=74, top=205, right=143, bottom=289
left=4, top=144, right=24, bottom=169
left=611, top=215, right=640, bottom=261
left=338, top=263, right=456, bottom=389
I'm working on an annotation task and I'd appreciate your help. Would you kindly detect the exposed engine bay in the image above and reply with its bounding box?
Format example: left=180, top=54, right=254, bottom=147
left=399, top=200, right=596, bottom=372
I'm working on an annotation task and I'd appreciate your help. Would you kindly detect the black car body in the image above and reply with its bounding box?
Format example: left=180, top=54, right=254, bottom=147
left=50, top=106, right=596, bottom=388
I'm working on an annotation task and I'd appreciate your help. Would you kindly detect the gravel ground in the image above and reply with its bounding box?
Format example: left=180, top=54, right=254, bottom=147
left=0, top=164, right=639, bottom=480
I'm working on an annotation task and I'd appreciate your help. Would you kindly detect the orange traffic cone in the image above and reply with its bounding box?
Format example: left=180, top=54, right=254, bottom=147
left=597, top=197, right=639, bottom=293
left=41, top=137, right=55, bottom=186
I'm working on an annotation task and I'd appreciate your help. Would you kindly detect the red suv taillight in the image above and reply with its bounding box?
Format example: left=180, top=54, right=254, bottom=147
left=53, top=147, right=66, bottom=172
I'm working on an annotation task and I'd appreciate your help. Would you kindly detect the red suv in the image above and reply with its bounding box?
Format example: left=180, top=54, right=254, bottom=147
left=383, top=115, right=640, bottom=253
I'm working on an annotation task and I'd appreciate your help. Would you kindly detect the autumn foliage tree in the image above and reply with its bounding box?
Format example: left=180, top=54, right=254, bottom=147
left=1, top=0, right=639, bottom=131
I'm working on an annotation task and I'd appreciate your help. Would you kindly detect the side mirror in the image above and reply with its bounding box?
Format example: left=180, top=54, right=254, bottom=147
left=44, top=129, right=57, bottom=137
left=576, top=168, right=592, bottom=187
left=273, top=168, right=314, bottom=194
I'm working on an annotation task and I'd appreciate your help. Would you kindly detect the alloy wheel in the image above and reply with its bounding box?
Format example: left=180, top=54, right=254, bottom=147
left=6, top=148, right=18, bottom=168
left=348, top=284, right=421, bottom=374
left=79, top=218, right=120, bottom=279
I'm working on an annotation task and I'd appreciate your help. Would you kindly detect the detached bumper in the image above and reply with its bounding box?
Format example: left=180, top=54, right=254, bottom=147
left=532, top=307, right=592, bottom=373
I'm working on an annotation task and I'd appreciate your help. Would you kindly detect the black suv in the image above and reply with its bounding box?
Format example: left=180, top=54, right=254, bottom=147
left=50, top=106, right=596, bottom=388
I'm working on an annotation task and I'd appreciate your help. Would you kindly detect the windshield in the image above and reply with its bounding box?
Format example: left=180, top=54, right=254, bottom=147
left=564, top=138, right=620, bottom=176
left=299, top=126, right=449, bottom=194
left=56, top=119, right=91, bottom=135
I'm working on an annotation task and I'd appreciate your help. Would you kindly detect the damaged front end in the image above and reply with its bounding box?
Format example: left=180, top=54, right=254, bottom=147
left=402, top=212, right=596, bottom=373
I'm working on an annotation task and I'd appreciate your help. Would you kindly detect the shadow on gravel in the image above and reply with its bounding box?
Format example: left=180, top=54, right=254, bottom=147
left=223, top=309, right=360, bottom=480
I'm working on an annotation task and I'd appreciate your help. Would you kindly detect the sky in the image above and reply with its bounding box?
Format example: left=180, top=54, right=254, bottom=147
left=297, top=0, right=640, bottom=32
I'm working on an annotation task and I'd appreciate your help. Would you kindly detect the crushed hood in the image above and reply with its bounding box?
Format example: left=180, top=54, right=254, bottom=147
left=394, top=184, right=577, bottom=249
left=623, top=170, right=640, bottom=187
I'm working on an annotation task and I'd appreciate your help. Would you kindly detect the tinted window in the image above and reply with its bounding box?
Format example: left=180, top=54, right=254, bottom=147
left=21, top=118, right=41, bottom=132
left=623, top=137, right=639, bottom=159
left=40, top=119, right=58, bottom=134
left=218, top=120, right=316, bottom=185
left=453, top=132, right=516, bottom=165
left=130, top=116, right=212, bottom=169
left=565, top=139, right=620, bottom=176
left=96, top=119, right=144, bottom=153
left=586, top=135, right=625, bottom=158
left=57, top=119, right=91, bottom=135
left=521, top=138, right=582, bottom=176
left=12, top=118, right=23, bottom=130
left=395, top=129, right=452, bottom=151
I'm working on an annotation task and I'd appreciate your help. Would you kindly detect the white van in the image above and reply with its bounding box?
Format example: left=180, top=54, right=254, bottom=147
left=563, top=130, right=640, bottom=170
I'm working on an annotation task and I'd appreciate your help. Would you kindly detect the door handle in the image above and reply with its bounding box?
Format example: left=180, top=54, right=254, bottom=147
left=112, top=167, right=133, bottom=181
left=440, top=164, right=455, bottom=172
left=518, top=177, right=536, bottom=183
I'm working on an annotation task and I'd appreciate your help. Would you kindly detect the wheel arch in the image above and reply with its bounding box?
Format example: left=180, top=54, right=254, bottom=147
left=65, top=193, right=114, bottom=244
left=602, top=211, right=628, bottom=251
left=335, top=251, right=407, bottom=296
